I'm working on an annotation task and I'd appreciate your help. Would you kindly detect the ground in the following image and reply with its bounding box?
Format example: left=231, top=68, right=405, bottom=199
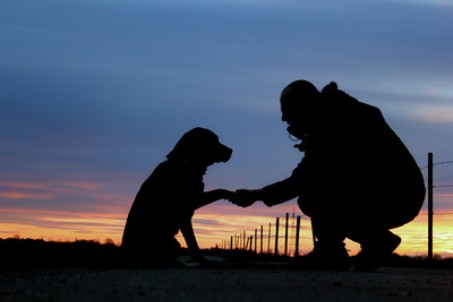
left=1, top=267, right=453, bottom=302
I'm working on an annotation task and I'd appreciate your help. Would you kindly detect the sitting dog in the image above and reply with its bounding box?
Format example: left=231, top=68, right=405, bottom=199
left=121, top=127, right=233, bottom=266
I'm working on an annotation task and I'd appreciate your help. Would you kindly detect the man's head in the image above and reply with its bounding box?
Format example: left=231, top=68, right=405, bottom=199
left=280, top=80, right=321, bottom=139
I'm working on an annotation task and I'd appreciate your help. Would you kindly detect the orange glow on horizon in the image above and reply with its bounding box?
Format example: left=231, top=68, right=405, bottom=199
left=0, top=207, right=127, bottom=245
left=2, top=206, right=453, bottom=258
left=1, top=178, right=453, bottom=258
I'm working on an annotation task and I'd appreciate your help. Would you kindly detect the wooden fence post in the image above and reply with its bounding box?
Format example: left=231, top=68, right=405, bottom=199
left=284, top=212, right=289, bottom=256
left=275, top=217, right=280, bottom=255
left=260, top=225, right=264, bottom=254
left=268, top=223, right=271, bottom=254
left=254, top=229, right=258, bottom=253
left=295, top=215, right=301, bottom=257
left=428, top=152, right=434, bottom=261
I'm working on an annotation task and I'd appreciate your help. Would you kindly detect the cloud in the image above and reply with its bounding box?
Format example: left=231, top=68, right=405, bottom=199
left=0, top=174, right=135, bottom=214
left=387, top=0, right=453, bottom=7
left=412, top=105, right=453, bottom=123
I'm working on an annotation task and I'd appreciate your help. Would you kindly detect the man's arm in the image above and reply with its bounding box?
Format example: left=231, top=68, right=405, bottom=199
left=231, top=166, right=301, bottom=208
left=260, top=177, right=299, bottom=206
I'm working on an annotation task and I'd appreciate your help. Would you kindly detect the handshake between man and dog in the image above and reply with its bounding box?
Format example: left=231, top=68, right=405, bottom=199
left=121, top=80, right=425, bottom=271
left=121, top=127, right=236, bottom=267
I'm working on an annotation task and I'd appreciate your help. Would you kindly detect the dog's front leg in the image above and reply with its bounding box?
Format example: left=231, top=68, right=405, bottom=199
left=195, top=189, right=235, bottom=209
left=180, top=218, right=206, bottom=263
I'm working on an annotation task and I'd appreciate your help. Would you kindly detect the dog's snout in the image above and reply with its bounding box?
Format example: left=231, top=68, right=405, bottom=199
left=217, top=144, right=233, bottom=163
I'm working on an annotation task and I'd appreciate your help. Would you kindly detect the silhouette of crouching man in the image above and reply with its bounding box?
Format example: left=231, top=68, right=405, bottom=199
left=230, top=80, right=425, bottom=271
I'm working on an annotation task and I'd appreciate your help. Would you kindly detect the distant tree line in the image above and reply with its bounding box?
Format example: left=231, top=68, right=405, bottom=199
left=0, top=237, right=123, bottom=271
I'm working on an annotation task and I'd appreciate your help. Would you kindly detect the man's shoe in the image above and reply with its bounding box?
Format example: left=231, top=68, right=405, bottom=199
left=353, top=232, right=401, bottom=272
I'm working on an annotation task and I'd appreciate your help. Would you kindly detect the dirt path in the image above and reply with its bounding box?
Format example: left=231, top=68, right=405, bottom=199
left=1, top=267, right=452, bottom=301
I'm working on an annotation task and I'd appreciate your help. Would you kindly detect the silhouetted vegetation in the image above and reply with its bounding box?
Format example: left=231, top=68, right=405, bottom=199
left=1, top=238, right=452, bottom=271
left=0, top=237, right=121, bottom=271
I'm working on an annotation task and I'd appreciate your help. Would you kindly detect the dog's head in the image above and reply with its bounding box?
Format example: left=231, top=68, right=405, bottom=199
left=166, top=127, right=232, bottom=166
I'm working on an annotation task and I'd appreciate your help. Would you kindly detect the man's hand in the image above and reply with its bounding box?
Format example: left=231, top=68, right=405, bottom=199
left=228, top=189, right=262, bottom=207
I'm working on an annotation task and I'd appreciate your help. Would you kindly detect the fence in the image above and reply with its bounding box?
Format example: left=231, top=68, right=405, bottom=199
left=216, top=211, right=309, bottom=257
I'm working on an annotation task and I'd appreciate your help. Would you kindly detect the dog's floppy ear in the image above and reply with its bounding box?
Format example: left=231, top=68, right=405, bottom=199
left=166, top=127, right=218, bottom=161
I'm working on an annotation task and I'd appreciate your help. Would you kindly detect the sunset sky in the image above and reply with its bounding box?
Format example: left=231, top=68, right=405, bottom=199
left=1, top=0, right=453, bottom=258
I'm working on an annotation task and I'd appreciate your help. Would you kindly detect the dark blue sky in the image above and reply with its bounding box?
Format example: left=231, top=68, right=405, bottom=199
left=1, top=0, right=453, bottom=243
